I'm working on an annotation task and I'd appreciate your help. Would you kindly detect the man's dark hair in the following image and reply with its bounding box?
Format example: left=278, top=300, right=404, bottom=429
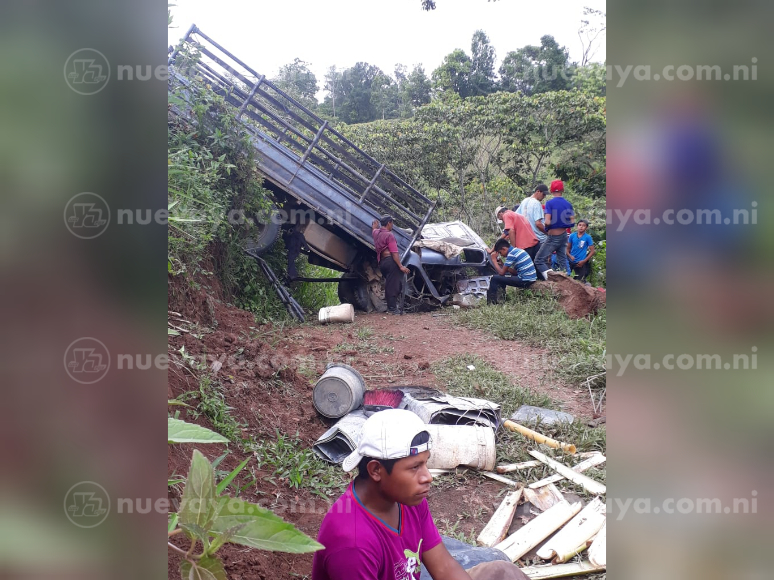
left=357, top=430, right=430, bottom=480
left=379, top=215, right=394, bottom=227
left=577, top=219, right=590, bottom=227
left=493, top=238, right=510, bottom=253
left=534, top=183, right=548, bottom=193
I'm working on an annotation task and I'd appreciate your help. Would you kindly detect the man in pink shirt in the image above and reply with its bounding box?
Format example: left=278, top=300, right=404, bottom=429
left=313, top=409, right=530, bottom=580
left=492, top=206, right=539, bottom=266
left=372, top=215, right=410, bottom=315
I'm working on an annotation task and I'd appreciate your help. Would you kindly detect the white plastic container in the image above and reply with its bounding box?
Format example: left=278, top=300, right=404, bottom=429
left=425, top=424, right=496, bottom=471
left=318, top=303, right=355, bottom=324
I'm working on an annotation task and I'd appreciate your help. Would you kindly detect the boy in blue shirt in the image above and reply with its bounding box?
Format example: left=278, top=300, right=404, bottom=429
left=566, top=219, right=595, bottom=283
left=486, top=238, right=537, bottom=305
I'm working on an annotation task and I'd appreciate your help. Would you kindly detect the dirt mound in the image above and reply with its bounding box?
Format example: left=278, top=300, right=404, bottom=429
left=532, top=272, right=606, bottom=319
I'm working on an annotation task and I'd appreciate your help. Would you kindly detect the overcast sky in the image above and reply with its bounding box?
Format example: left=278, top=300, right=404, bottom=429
left=169, top=0, right=606, bottom=99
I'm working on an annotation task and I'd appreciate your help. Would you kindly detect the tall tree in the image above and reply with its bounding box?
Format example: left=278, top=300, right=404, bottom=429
left=578, top=7, right=606, bottom=66
left=321, top=66, right=342, bottom=119
left=370, top=71, right=400, bottom=120
left=272, top=58, right=318, bottom=110
left=499, top=35, right=573, bottom=95
left=337, top=62, right=384, bottom=124
left=432, top=49, right=472, bottom=98
left=469, top=30, right=497, bottom=96
left=396, top=64, right=431, bottom=117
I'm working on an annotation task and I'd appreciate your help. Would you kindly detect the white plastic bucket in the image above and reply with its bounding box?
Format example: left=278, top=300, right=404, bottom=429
left=425, top=424, right=496, bottom=471
left=312, top=363, right=366, bottom=418
left=318, top=303, right=355, bottom=324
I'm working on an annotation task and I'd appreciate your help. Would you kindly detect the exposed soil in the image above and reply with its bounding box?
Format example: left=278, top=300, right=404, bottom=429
left=534, top=271, right=606, bottom=320
left=167, top=279, right=603, bottom=578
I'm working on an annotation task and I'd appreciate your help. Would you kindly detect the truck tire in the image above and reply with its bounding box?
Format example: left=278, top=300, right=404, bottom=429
left=243, top=208, right=281, bottom=255
left=338, top=277, right=370, bottom=312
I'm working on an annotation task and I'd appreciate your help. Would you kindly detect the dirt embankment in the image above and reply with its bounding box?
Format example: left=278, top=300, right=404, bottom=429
left=167, top=275, right=602, bottom=579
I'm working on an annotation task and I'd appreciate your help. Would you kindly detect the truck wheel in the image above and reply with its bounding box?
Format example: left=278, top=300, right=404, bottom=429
left=338, top=277, right=370, bottom=312
left=243, top=207, right=281, bottom=255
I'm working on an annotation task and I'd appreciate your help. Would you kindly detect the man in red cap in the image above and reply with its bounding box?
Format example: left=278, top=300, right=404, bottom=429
left=534, top=180, right=575, bottom=277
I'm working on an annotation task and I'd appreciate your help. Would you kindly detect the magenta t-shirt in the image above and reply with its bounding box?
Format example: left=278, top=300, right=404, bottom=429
left=312, top=483, right=443, bottom=580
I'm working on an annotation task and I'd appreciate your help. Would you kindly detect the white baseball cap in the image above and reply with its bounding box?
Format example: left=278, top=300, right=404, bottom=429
left=342, top=409, right=432, bottom=472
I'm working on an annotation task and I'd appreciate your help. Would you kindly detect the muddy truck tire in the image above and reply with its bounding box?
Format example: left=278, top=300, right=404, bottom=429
left=337, top=276, right=370, bottom=312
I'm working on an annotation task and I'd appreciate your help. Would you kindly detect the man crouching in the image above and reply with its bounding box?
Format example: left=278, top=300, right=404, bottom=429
left=485, top=238, right=538, bottom=306
left=312, top=409, right=529, bottom=580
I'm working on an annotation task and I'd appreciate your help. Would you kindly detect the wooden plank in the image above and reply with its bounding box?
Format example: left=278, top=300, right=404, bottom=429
left=496, top=460, right=542, bottom=473
left=528, top=450, right=606, bottom=495
left=587, top=520, right=606, bottom=567
left=537, top=498, right=606, bottom=562
left=523, top=484, right=565, bottom=512
left=521, top=561, right=605, bottom=579
left=481, top=471, right=519, bottom=486
left=476, top=489, right=523, bottom=547
left=529, top=453, right=606, bottom=489
left=503, top=420, right=576, bottom=454
left=494, top=500, right=581, bottom=562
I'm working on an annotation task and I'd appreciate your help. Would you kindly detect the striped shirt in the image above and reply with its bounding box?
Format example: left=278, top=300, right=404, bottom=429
left=502, top=247, right=537, bottom=282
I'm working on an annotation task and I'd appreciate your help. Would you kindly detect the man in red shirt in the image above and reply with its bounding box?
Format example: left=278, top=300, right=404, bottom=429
left=372, top=215, right=410, bottom=315
left=493, top=206, right=540, bottom=266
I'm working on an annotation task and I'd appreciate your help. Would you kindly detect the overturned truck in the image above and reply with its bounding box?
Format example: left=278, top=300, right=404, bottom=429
left=169, top=26, right=492, bottom=317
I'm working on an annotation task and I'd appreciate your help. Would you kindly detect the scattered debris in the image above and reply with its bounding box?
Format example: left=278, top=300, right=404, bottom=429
left=529, top=452, right=606, bottom=489
left=528, top=450, right=606, bottom=495
left=496, top=460, right=542, bottom=473
left=476, top=489, right=523, bottom=548
left=466, top=365, right=476, bottom=371
left=536, top=497, right=606, bottom=563
left=511, top=405, right=574, bottom=427
left=401, top=391, right=500, bottom=428
left=494, top=500, right=582, bottom=562
left=587, top=520, right=606, bottom=567
left=318, top=303, right=355, bottom=324
left=503, top=420, right=576, bottom=454
left=481, top=471, right=520, bottom=486
left=425, top=424, right=496, bottom=471
left=523, top=484, right=565, bottom=512
left=520, top=561, right=606, bottom=579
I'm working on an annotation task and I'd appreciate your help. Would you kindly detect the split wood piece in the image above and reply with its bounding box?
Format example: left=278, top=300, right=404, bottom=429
left=536, top=497, right=606, bottom=563
left=481, top=471, right=519, bottom=486
left=520, top=561, right=606, bottom=579
left=494, top=499, right=581, bottom=562
left=476, top=489, right=523, bottom=547
left=528, top=450, right=606, bottom=495
left=503, top=420, right=576, bottom=455
left=529, top=453, right=606, bottom=489
left=587, top=520, right=606, bottom=567
left=577, top=451, right=603, bottom=459
left=496, top=460, right=542, bottom=473
left=523, top=483, right=565, bottom=512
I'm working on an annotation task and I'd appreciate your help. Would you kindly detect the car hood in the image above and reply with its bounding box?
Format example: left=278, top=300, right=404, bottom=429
left=420, top=221, right=489, bottom=250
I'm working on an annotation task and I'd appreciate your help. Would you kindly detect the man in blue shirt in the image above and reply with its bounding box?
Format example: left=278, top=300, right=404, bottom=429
left=534, top=180, right=574, bottom=278
left=566, top=219, right=596, bottom=283
left=486, top=238, right=537, bottom=305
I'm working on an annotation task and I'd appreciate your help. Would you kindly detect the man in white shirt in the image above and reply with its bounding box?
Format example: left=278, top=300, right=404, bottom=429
left=517, top=183, right=548, bottom=275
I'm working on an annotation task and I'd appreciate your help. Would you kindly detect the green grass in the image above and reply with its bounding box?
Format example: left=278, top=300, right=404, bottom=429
left=250, top=431, right=349, bottom=499
left=453, top=290, right=606, bottom=387
left=432, top=354, right=554, bottom=417
left=183, top=375, right=246, bottom=443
